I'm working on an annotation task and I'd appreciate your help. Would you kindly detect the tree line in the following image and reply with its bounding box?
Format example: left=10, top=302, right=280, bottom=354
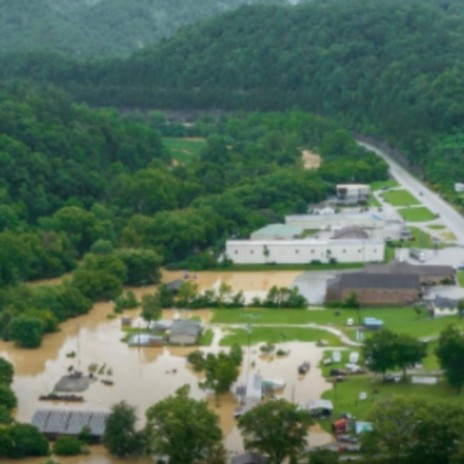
left=1, top=0, right=462, bottom=199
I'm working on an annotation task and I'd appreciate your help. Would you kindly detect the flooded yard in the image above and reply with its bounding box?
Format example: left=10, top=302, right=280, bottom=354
left=1, top=270, right=333, bottom=462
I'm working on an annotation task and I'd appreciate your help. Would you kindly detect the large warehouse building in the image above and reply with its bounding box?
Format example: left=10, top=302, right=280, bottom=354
left=225, top=239, right=384, bottom=264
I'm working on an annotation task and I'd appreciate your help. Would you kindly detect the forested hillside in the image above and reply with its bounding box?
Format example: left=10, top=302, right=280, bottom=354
left=0, top=0, right=294, bottom=56
left=0, top=82, right=387, bottom=346
left=2, top=0, right=462, bottom=196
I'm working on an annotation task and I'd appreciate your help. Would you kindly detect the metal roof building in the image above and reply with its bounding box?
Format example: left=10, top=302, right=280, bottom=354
left=31, top=409, right=109, bottom=440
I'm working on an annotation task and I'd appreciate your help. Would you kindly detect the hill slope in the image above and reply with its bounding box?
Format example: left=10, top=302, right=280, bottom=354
left=0, top=0, right=295, bottom=56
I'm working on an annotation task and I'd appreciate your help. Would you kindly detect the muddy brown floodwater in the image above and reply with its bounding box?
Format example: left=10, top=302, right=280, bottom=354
left=1, top=270, right=333, bottom=463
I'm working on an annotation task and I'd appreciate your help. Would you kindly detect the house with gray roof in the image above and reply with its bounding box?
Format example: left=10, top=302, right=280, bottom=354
left=169, top=320, right=202, bottom=345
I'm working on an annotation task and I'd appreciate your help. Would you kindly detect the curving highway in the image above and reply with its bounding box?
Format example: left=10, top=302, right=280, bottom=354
left=358, top=140, right=464, bottom=245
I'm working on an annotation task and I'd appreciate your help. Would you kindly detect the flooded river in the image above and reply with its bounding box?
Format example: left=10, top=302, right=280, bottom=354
left=1, top=270, right=333, bottom=463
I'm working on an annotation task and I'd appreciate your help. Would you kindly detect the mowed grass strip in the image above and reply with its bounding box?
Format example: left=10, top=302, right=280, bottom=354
left=382, top=189, right=420, bottom=206
left=219, top=326, right=341, bottom=346
left=398, top=206, right=437, bottom=222
left=164, top=137, right=206, bottom=163
left=370, top=179, right=399, bottom=191
left=210, top=307, right=464, bottom=340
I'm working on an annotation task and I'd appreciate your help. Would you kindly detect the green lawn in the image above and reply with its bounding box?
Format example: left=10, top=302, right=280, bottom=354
left=398, top=206, right=437, bottom=222
left=370, top=179, right=399, bottom=191
left=199, top=328, right=214, bottom=346
left=382, top=189, right=420, bottom=206
left=390, top=226, right=437, bottom=249
left=218, top=262, right=364, bottom=272
left=427, top=224, right=446, bottom=230
left=367, top=195, right=382, bottom=207
left=211, top=307, right=463, bottom=341
left=219, top=326, right=341, bottom=347
left=320, top=375, right=461, bottom=425
left=458, top=271, right=464, bottom=287
left=163, top=137, right=206, bottom=163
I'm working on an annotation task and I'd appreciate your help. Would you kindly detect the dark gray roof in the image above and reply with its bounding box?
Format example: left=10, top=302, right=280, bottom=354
left=329, top=272, right=420, bottom=290
left=170, top=320, right=202, bottom=337
left=166, top=279, right=184, bottom=292
left=332, top=226, right=369, bottom=240
left=231, top=453, right=269, bottom=464
left=32, top=409, right=109, bottom=437
left=365, top=260, right=454, bottom=277
left=433, top=295, right=458, bottom=309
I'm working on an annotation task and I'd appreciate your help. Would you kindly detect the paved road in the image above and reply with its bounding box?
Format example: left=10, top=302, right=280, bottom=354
left=358, top=140, right=464, bottom=245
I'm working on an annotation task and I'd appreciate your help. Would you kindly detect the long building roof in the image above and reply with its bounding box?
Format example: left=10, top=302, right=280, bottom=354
left=31, top=409, right=109, bottom=437
left=365, top=260, right=455, bottom=277
left=329, top=272, right=420, bottom=290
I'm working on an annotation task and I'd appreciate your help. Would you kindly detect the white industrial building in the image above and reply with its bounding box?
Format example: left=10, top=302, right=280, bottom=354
left=225, top=238, right=384, bottom=264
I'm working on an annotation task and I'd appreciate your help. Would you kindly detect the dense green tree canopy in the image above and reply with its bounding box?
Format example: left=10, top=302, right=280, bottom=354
left=145, top=385, right=225, bottom=464
left=103, top=401, right=146, bottom=457
left=436, top=325, right=464, bottom=394
left=238, top=399, right=313, bottom=463
left=0, top=0, right=293, bottom=57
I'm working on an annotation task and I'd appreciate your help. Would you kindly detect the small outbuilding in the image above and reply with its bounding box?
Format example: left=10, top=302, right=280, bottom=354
left=169, top=320, right=202, bottom=345
left=430, top=296, right=459, bottom=318
left=128, top=333, right=164, bottom=347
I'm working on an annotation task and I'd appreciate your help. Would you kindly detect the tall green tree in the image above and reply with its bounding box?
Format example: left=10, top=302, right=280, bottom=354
left=145, top=385, right=225, bottom=464
left=103, top=401, right=146, bottom=457
left=436, top=325, right=464, bottom=393
left=0, top=357, right=13, bottom=385
left=238, top=399, right=313, bottom=464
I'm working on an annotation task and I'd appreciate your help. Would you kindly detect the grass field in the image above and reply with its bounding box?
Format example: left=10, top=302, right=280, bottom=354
left=320, top=374, right=461, bottom=425
left=219, top=326, right=341, bottom=347
left=398, top=206, right=437, bottom=222
left=382, top=189, right=420, bottom=206
left=210, top=307, right=461, bottom=341
left=427, top=224, right=446, bottom=230
left=370, top=179, right=399, bottom=191
left=458, top=271, right=464, bottom=287
left=164, top=137, right=206, bottom=163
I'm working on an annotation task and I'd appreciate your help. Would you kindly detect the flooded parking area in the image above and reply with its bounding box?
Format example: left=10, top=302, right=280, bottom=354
left=1, top=270, right=334, bottom=462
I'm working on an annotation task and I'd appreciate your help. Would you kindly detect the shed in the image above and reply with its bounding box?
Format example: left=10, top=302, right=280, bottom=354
left=169, top=320, right=202, bottom=345
left=308, top=399, right=334, bottom=418
left=431, top=295, right=459, bottom=318
left=128, top=333, right=164, bottom=347
left=165, top=279, right=184, bottom=294
left=363, top=317, right=384, bottom=329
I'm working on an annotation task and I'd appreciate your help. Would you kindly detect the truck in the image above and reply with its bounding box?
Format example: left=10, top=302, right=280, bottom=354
left=409, top=248, right=425, bottom=263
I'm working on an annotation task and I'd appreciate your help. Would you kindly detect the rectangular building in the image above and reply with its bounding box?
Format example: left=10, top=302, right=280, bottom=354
left=225, top=239, right=384, bottom=264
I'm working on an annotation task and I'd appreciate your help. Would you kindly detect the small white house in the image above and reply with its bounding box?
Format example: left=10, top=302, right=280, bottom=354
left=431, top=296, right=459, bottom=318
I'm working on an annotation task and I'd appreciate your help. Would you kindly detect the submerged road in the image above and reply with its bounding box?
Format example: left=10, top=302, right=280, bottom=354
left=358, top=140, right=464, bottom=245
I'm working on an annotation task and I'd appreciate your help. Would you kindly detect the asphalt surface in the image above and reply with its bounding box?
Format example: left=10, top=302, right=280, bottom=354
left=358, top=141, right=464, bottom=245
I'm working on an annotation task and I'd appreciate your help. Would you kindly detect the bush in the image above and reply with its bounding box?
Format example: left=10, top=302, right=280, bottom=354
left=54, top=436, right=82, bottom=456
